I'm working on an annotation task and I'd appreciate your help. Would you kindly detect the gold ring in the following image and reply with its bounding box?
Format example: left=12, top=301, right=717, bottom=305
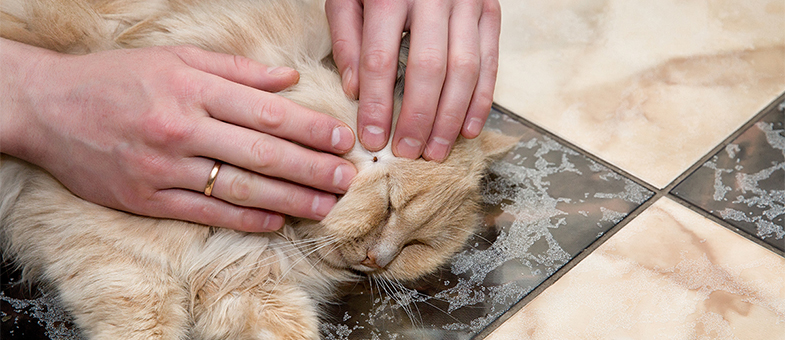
left=204, top=161, right=222, bottom=197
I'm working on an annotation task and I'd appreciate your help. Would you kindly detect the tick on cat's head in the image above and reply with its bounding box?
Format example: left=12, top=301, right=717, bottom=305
left=295, top=131, right=517, bottom=281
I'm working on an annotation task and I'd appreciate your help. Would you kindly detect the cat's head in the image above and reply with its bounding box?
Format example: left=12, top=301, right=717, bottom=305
left=292, top=129, right=516, bottom=281
left=339, top=133, right=511, bottom=280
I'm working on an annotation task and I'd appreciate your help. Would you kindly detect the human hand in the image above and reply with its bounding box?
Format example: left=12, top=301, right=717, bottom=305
left=1, top=40, right=356, bottom=232
left=325, top=0, right=501, bottom=161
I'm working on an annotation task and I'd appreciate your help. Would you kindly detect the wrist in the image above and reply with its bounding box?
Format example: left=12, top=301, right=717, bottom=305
left=0, top=38, right=60, bottom=163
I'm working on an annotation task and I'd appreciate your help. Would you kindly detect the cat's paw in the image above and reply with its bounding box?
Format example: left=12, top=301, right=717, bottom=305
left=194, top=284, right=320, bottom=340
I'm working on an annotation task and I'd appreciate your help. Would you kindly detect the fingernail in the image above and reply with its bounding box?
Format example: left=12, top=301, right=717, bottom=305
left=424, top=137, right=451, bottom=161
left=333, top=164, right=357, bottom=192
left=465, top=118, right=484, bottom=137
left=341, top=67, right=356, bottom=98
left=362, top=125, right=387, bottom=151
left=312, top=195, right=337, bottom=219
left=331, top=126, right=354, bottom=152
left=396, top=137, right=423, bottom=159
left=262, top=214, right=284, bottom=231
left=267, top=66, right=295, bottom=76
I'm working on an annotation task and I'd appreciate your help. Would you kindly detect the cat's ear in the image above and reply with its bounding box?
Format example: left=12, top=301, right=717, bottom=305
left=477, top=130, right=519, bottom=161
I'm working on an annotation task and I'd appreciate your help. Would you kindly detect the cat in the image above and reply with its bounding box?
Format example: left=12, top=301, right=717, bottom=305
left=0, top=0, right=515, bottom=339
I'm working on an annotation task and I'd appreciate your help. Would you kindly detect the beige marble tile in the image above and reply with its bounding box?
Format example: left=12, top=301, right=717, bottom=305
left=485, top=197, right=785, bottom=340
left=495, top=0, right=785, bottom=188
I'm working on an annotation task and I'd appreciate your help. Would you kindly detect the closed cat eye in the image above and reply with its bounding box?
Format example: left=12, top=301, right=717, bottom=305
left=404, top=239, right=429, bottom=248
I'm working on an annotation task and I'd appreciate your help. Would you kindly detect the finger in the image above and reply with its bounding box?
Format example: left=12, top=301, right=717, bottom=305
left=325, top=0, right=363, bottom=98
left=167, top=159, right=340, bottom=220
left=146, top=189, right=285, bottom=232
left=423, top=1, right=482, bottom=162
left=462, top=0, right=501, bottom=139
left=167, top=45, right=300, bottom=93
left=356, top=0, right=409, bottom=152
left=202, top=163, right=338, bottom=220
left=200, top=77, right=355, bottom=154
left=190, top=121, right=357, bottom=194
left=392, top=0, right=450, bottom=159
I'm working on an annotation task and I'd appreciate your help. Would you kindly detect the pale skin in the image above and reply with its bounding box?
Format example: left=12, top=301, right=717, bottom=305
left=326, top=0, right=502, bottom=161
left=1, top=39, right=356, bottom=232
left=0, top=0, right=500, bottom=233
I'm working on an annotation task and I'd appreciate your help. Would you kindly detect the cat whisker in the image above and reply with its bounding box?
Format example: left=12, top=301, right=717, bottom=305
left=448, top=226, right=489, bottom=244
left=256, top=237, right=340, bottom=312
left=387, top=275, right=425, bottom=328
left=375, top=273, right=424, bottom=329
left=367, top=271, right=376, bottom=305
left=222, top=236, right=333, bottom=276
left=279, top=236, right=339, bottom=275
left=266, top=234, right=339, bottom=287
left=200, top=235, right=339, bottom=311
left=302, top=242, right=342, bottom=279
left=385, top=275, right=471, bottom=325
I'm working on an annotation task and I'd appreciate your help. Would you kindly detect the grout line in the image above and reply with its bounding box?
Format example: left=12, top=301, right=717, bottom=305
left=474, top=193, right=665, bottom=340
left=668, top=194, right=785, bottom=258
left=477, top=104, right=669, bottom=340
left=663, top=92, right=785, bottom=193
left=492, top=103, right=660, bottom=194
left=479, top=93, right=784, bottom=339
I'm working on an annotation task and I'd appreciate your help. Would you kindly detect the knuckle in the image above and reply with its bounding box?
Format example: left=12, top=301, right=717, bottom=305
left=362, top=49, right=397, bottom=75
left=238, top=210, right=262, bottom=231
left=451, top=53, right=480, bottom=78
left=472, top=90, right=494, bottom=113
left=408, top=110, right=433, bottom=126
left=112, top=179, right=154, bottom=212
left=305, top=159, right=324, bottom=184
left=228, top=171, right=253, bottom=202
left=232, top=54, right=253, bottom=72
left=402, top=102, right=436, bottom=126
left=455, top=0, right=481, bottom=11
left=115, top=188, right=144, bottom=211
left=144, top=115, right=194, bottom=146
left=331, top=38, right=354, bottom=61
left=483, top=0, right=501, bottom=17
left=280, top=191, right=302, bottom=214
left=306, top=118, right=332, bottom=145
left=255, top=98, right=286, bottom=130
left=411, top=48, right=446, bottom=75
left=250, top=137, right=277, bottom=170
left=438, top=110, right=467, bottom=130
left=160, top=67, right=201, bottom=101
left=358, top=100, right=389, bottom=121
left=194, top=204, right=218, bottom=225
left=139, top=155, right=169, bottom=182
left=364, top=0, right=396, bottom=10
left=118, top=145, right=172, bottom=188
left=482, top=53, right=499, bottom=73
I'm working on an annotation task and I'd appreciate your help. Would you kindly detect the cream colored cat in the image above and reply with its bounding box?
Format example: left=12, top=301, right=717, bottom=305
left=0, top=0, right=515, bottom=339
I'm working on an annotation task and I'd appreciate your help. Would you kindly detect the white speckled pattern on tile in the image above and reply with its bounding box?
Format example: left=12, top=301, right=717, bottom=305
left=494, top=0, right=785, bottom=188
left=3, top=1, right=785, bottom=339
left=486, top=197, right=785, bottom=340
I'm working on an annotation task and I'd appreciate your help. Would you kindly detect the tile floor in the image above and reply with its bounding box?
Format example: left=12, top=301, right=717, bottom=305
left=2, top=0, right=784, bottom=339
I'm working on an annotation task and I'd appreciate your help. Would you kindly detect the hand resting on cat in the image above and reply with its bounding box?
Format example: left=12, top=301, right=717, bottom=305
left=0, top=0, right=516, bottom=339
left=0, top=37, right=356, bottom=232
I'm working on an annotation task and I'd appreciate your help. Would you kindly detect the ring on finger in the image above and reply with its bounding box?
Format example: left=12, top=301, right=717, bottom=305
left=204, top=161, right=222, bottom=197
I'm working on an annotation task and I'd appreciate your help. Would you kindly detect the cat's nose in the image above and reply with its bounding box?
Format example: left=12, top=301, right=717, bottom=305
left=360, top=253, right=381, bottom=269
